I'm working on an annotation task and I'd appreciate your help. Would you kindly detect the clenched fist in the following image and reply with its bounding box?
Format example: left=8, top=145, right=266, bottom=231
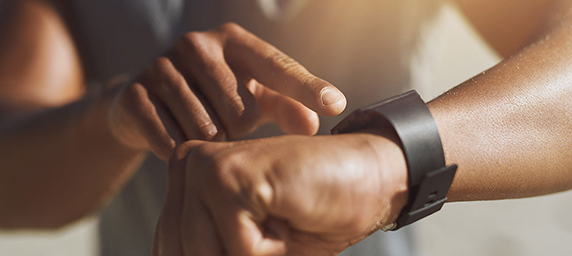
left=153, top=132, right=409, bottom=256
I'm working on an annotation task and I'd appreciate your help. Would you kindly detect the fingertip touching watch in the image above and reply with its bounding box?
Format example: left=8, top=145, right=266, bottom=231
left=331, top=90, right=457, bottom=231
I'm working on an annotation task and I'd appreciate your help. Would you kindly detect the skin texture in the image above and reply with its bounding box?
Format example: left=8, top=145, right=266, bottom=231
left=153, top=133, right=408, bottom=256
left=433, top=0, right=572, bottom=201
left=110, top=22, right=346, bottom=160
left=0, top=0, right=570, bottom=255
left=151, top=0, right=572, bottom=255
left=0, top=0, right=345, bottom=228
left=0, top=0, right=144, bottom=228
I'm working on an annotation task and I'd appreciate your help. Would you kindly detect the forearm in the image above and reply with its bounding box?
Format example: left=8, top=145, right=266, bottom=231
left=0, top=90, right=146, bottom=229
left=0, top=0, right=146, bottom=229
left=429, top=1, right=572, bottom=201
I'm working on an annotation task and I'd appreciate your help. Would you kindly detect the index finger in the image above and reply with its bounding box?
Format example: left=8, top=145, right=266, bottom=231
left=218, top=23, right=347, bottom=116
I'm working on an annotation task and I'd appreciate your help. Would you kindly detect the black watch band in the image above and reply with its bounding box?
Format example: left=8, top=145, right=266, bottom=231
left=331, top=90, right=457, bottom=231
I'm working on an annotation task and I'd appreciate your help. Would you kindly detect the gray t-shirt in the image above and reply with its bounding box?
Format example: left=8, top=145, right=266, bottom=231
left=72, top=0, right=441, bottom=255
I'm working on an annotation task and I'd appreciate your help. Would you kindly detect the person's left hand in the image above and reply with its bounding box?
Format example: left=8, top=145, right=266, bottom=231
left=151, top=133, right=408, bottom=256
left=107, top=23, right=346, bottom=160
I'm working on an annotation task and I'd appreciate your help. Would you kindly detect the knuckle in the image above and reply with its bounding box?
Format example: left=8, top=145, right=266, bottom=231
left=152, top=57, right=175, bottom=75
left=178, top=31, right=222, bottom=70
left=203, top=151, right=241, bottom=190
left=214, top=73, right=238, bottom=96
left=153, top=59, right=187, bottom=93
left=122, top=83, right=153, bottom=114
left=263, top=51, right=322, bottom=93
left=218, top=22, right=244, bottom=36
left=121, top=82, right=143, bottom=98
left=179, top=32, right=211, bottom=59
left=266, top=51, right=301, bottom=72
left=180, top=31, right=206, bottom=49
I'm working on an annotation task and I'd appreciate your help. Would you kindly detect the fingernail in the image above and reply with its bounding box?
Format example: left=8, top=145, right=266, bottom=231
left=320, top=88, right=344, bottom=106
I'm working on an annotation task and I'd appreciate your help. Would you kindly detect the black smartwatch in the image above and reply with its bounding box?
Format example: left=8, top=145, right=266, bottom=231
left=331, top=90, right=457, bottom=231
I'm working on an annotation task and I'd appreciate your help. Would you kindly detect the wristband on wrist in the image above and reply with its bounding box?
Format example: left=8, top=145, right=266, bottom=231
left=331, top=90, right=457, bottom=231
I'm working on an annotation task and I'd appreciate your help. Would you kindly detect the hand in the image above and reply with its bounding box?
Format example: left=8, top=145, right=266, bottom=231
left=152, top=133, right=408, bottom=256
left=108, top=23, right=347, bottom=159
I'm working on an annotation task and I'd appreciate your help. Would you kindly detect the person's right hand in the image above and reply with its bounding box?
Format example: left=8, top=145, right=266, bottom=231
left=108, top=23, right=347, bottom=160
left=152, top=132, right=409, bottom=256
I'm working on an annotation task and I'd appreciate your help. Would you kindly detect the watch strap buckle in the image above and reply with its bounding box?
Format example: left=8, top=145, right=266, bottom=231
left=392, top=164, right=457, bottom=230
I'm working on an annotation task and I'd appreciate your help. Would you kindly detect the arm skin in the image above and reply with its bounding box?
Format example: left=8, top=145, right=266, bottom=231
left=0, top=1, right=346, bottom=229
left=434, top=0, right=572, bottom=201
left=151, top=0, right=572, bottom=255
left=0, top=0, right=147, bottom=229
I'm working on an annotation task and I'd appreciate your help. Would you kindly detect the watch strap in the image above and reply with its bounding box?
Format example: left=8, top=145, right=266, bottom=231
left=331, top=90, right=457, bottom=230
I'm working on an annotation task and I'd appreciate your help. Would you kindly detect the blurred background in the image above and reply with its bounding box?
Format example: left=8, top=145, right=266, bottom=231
left=1, top=1, right=572, bottom=256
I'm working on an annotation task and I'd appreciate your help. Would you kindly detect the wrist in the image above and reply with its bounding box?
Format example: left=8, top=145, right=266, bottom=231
left=356, top=131, right=409, bottom=228
left=332, top=90, right=457, bottom=231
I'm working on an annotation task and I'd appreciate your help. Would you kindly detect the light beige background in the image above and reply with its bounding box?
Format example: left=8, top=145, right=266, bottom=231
left=414, top=4, right=572, bottom=256
left=1, top=3, right=571, bottom=256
